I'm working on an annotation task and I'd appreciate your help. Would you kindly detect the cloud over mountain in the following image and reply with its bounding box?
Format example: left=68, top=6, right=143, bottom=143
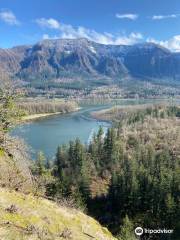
left=36, top=18, right=60, bottom=29
left=36, top=18, right=142, bottom=45
left=147, top=35, right=180, bottom=52
left=0, top=9, right=20, bottom=26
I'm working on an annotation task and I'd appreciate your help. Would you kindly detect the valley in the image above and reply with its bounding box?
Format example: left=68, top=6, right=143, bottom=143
left=1, top=0, right=180, bottom=239
left=1, top=39, right=180, bottom=240
left=12, top=98, right=170, bottom=159
left=0, top=39, right=180, bottom=99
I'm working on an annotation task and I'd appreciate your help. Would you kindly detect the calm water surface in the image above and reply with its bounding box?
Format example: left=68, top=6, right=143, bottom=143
left=12, top=105, right=111, bottom=159
left=12, top=99, right=169, bottom=159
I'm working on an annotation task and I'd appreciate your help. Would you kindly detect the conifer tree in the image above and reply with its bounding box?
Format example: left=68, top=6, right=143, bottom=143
left=118, top=215, right=136, bottom=240
left=36, top=151, right=46, bottom=176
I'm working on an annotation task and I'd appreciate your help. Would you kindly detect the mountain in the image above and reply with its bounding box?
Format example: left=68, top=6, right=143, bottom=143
left=0, top=38, right=180, bottom=87
left=124, top=43, right=180, bottom=79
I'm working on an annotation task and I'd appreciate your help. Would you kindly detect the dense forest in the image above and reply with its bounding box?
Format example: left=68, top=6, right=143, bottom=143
left=32, top=105, right=180, bottom=240
left=0, top=85, right=116, bottom=239
left=0, top=82, right=179, bottom=239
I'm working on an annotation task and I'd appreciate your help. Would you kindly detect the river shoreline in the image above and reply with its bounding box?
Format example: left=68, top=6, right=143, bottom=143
left=90, top=103, right=163, bottom=122
left=21, top=107, right=81, bottom=122
left=13, top=105, right=111, bottom=158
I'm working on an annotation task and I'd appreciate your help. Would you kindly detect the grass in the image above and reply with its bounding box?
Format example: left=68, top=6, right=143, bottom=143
left=21, top=107, right=81, bottom=122
left=0, top=188, right=117, bottom=240
left=22, top=112, right=63, bottom=121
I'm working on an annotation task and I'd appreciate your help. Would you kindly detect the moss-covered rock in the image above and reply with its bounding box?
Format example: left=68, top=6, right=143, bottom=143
left=0, top=188, right=117, bottom=240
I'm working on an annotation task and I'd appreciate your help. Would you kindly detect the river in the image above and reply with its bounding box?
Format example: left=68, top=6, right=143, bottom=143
left=12, top=99, right=169, bottom=159
left=12, top=105, right=111, bottom=159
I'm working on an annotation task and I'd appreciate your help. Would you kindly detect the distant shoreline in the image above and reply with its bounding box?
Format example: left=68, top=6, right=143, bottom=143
left=21, top=107, right=81, bottom=122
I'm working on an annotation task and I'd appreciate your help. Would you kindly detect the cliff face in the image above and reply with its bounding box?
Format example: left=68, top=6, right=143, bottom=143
left=0, top=188, right=117, bottom=240
left=0, top=39, right=180, bottom=86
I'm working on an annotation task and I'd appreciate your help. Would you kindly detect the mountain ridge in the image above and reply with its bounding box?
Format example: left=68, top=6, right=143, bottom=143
left=0, top=38, right=180, bottom=87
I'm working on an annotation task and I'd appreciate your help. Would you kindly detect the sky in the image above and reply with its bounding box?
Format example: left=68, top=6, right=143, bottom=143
left=0, top=0, right=180, bottom=51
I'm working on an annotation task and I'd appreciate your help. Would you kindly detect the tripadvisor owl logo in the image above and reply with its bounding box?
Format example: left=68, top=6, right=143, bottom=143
left=134, top=227, right=174, bottom=236
left=135, top=227, right=144, bottom=236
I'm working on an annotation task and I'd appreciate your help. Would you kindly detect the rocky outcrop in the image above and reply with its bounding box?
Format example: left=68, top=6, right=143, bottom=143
left=0, top=187, right=117, bottom=240
left=0, top=38, right=180, bottom=85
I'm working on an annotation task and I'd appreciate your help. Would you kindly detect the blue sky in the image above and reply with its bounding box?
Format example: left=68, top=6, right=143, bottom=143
left=0, top=0, right=180, bottom=51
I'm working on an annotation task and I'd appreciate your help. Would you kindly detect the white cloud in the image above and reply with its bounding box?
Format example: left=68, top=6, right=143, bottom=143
left=37, top=18, right=143, bottom=45
left=42, top=34, right=59, bottom=40
left=0, top=9, right=20, bottom=25
left=42, top=34, right=50, bottom=40
left=36, top=18, right=60, bottom=29
left=152, top=14, right=179, bottom=20
left=111, top=32, right=143, bottom=45
left=147, top=35, right=180, bottom=52
left=116, top=13, right=138, bottom=20
left=38, top=18, right=180, bottom=52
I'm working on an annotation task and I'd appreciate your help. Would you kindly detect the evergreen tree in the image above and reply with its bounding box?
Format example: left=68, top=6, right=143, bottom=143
left=118, top=215, right=136, bottom=240
left=35, top=151, right=46, bottom=176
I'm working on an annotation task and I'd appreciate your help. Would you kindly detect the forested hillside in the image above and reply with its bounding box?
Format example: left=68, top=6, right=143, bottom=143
left=0, top=84, right=116, bottom=240
left=1, top=81, right=179, bottom=239
left=37, top=105, right=180, bottom=240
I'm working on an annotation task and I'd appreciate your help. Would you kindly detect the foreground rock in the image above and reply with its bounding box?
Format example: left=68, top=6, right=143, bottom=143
left=0, top=188, right=117, bottom=240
